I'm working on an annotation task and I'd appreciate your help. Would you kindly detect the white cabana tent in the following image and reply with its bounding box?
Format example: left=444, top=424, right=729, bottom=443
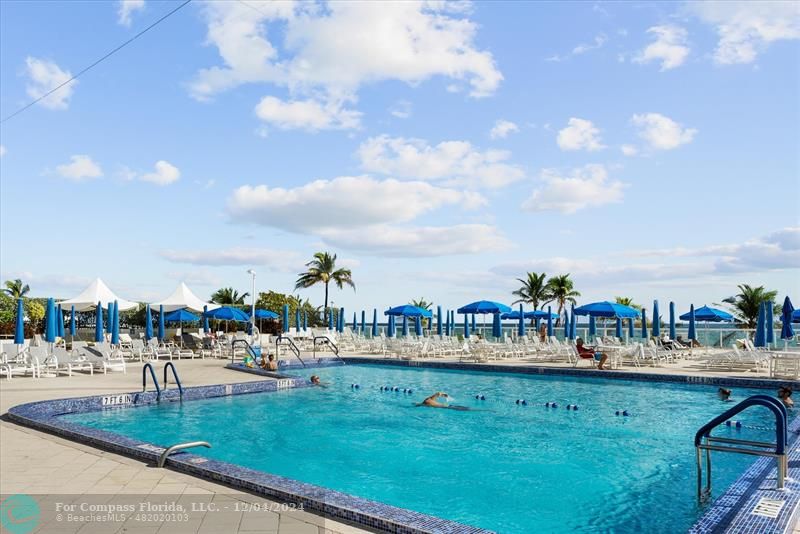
left=59, top=278, right=139, bottom=311
left=151, top=282, right=219, bottom=313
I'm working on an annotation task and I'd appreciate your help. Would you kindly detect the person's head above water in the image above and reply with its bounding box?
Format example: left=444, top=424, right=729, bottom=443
left=268, top=354, right=274, bottom=361
left=718, top=387, right=731, bottom=400
left=310, top=375, right=320, bottom=384
left=779, top=386, right=793, bottom=399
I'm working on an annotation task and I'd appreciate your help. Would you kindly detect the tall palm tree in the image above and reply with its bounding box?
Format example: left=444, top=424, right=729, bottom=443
left=546, top=274, right=581, bottom=324
left=512, top=272, right=552, bottom=310
left=295, top=252, right=355, bottom=323
left=3, top=279, right=30, bottom=299
left=614, top=296, right=640, bottom=309
left=722, top=284, right=778, bottom=328
left=211, top=287, right=249, bottom=306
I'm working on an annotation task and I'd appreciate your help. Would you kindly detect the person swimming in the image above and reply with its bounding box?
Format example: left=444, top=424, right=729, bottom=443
left=415, top=391, right=471, bottom=411
left=718, top=387, right=732, bottom=401
left=310, top=375, right=330, bottom=388
left=778, top=386, right=794, bottom=408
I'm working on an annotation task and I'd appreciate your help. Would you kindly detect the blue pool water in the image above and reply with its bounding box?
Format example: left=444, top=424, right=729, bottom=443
left=64, top=365, right=778, bottom=533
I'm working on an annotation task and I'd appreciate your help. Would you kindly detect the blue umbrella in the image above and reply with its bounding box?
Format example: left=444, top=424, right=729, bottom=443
left=111, top=301, right=120, bottom=345
left=793, top=310, right=800, bottom=323
left=352, top=312, right=357, bottom=331
left=361, top=310, right=366, bottom=334
left=563, top=311, right=570, bottom=338
left=471, top=314, right=476, bottom=333
left=669, top=301, right=676, bottom=340
left=205, top=307, right=250, bottom=321
left=70, top=305, right=76, bottom=337
left=652, top=300, right=660, bottom=338
left=457, top=300, right=512, bottom=314
left=415, top=316, right=423, bottom=336
left=615, top=317, right=623, bottom=339
left=203, top=305, right=210, bottom=333
left=463, top=314, right=470, bottom=338
left=628, top=318, right=635, bottom=340
left=588, top=315, right=596, bottom=339
left=95, top=301, right=104, bottom=342
left=295, top=308, right=301, bottom=331
left=570, top=305, right=577, bottom=340
left=328, top=309, right=335, bottom=330
left=385, top=305, right=432, bottom=317
left=574, top=301, right=640, bottom=318
left=680, top=305, right=734, bottom=322
left=44, top=298, right=56, bottom=343
left=402, top=316, right=409, bottom=337
left=14, top=298, right=24, bottom=345
left=436, top=306, right=443, bottom=336
left=445, top=310, right=451, bottom=336
left=372, top=309, right=378, bottom=337
left=546, top=306, right=554, bottom=337
left=303, top=311, right=308, bottom=331
left=687, top=304, right=696, bottom=341
left=164, top=309, right=200, bottom=322
left=535, top=317, right=541, bottom=331
left=387, top=314, right=396, bottom=338
left=56, top=304, right=65, bottom=338
left=754, top=301, right=766, bottom=347
left=641, top=308, right=648, bottom=339
left=518, top=304, right=526, bottom=337
left=107, top=302, right=114, bottom=341
left=451, top=310, right=456, bottom=334
left=338, top=307, right=344, bottom=333
left=492, top=312, right=502, bottom=339
left=766, top=300, right=775, bottom=345
left=780, top=296, right=794, bottom=341
left=282, top=304, right=289, bottom=333
left=145, top=304, right=153, bottom=340
left=158, top=304, right=165, bottom=341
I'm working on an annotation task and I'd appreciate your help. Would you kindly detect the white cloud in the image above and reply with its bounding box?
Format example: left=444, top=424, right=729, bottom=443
left=357, top=135, right=525, bottom=189
left=556, top=118, right=605, bottom=151
left=160, top=247, right=303, bottom=272
left=621, top=144, right=638, bottom=156
left=140, top=160, right=180, bottom=186
left=573, top=34, right=607, bottom=55
left=389, top=100, right=412, bottom=119
left=24, top=57, right=76, bottom=110
left=227, top=175, right=486, bottom=232
left=631, top=112, right=697, bottom=150
left=319, top=224, right=511, bottom=257
left=688, top=1, right=800, bottom=65
left=254, top=95, right=361, bottom=131
left=55, top=155, right=103, bottom=181
left=118, top=0, right=145, bottom=27
left=0, top=145, right=6, bottom=157
left=165, top=270, right=222, bottom=287
left=634, top=25, right=690, bottom=71
left=522, top=164, right=625, bottom=214
left=489, top=119, right=519, bottom=139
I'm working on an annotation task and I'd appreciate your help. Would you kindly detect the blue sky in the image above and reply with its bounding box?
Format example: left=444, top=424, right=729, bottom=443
left=1, top=0, right=798, bottom=314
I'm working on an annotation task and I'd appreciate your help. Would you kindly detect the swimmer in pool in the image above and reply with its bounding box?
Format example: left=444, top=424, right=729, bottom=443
left=415, top=391, right=471, bottom=411
left=718, top=387, right=732, bottom=401
left=310, top=375, right=330, bottom=388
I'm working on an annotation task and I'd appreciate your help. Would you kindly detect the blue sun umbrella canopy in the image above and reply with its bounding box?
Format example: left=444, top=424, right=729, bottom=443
left=652, top=300, right=660, bottom=338
left=158, top=305, right=165, bottom=340
left=205, top=306, right=250, bottom=322
left=501, top=309, right=558, bottom=320
left=754, top=301, right=767, bottom=348
left=385, top=305, right=432, bottom=317
left=457, top=300, right=512, bottom=314
left=570, top=306, right=577, bottom=340
left=687, top=304, right=696, bottom=340
left=563, top=311, right=570, bottom=338
left=574, top=301, right=640, bottom=319
left=361, top=310, right=366, bottom=334
left=780, top=296, right=795, bottom=340
left=328, top=309, right=334, bottom=330
left=793, top=309, right=800, bottom=323
left=145, top=304, right=153, bottom=340
left=14, top=298, right=24, bottom=344
left=95, top=301, right=104, bottom=342
left=679, top=305, right=734, bottom=322
left=164, top=309, right=200, bottom=323
left=296, top=308, right=301, bottom=330
left=352, top=312, right=357, bottom=330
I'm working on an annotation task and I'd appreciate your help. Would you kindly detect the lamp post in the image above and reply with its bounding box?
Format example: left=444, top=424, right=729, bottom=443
left=247, top=269, right=256, bottom=340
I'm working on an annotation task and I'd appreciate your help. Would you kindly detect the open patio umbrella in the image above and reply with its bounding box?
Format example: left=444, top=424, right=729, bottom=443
left=518, top=304, right=526, bottom=337
left=14, top=298, right=24, bottom=348
left=164, top=309, right=200, bottom=322
left=669, top=301, right=676, bottom=341
left=205, top=306, right=249, bottom=321
left=652, top=300, right=660, bottom=338
left=615, top=317, right=623, bottom=339
left=680, top=305, right=733, bottom=346
left=754, top=302, right=766, bottom=347
left=372, top=309, right=378, bottom=337
left=385, top=305, right=432, bottom=317
left=95, top=301, right=104, bottom=342
left=574, top=301, right=640, bottom=318
left=415, top=316, right=423, bottom=336
left=641, top=308, right=649, bottom=339
left=547, top=306, right=554, bottom=337
left=687, top=304, right=696, bottom=341
left=402, top=316, right=409, bottom=337
left=780, top=296, right=795, bottom=342
left=70, top=305, right=76, bottom=338
left=387, top=314, right=396, bottom=338
left=282, top=305, right=290, bottom=333
left=437, top=306, right=443, bottom=336
left=145, top=304, right=153, bottom=340
left=492, top=312, right=502, bottom=339
left=111, top=301, right=120, bottom=345
left=463, top=313, right=470, bottom=338
left=158, top=305, right=165, bottom=341
left=766, top=300, right=775, bottom=346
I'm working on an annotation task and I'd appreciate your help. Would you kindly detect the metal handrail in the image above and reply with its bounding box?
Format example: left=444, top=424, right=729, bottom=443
left=276, top=335, right=305, bottom=367
left=157, top=441, right=211, bottom=468
left=142, top=363, right=161, bottom=401
left=695, top=394, right=788, bottom=500
left=230, top=339, right=258, bottom=363
left=163, top=362, right=183, bottom=397
left=312, top=336, right=344, bottom=363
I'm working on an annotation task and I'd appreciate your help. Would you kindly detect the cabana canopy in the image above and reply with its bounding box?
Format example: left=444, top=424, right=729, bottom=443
left=59, top=278, right=138, bottom=311
left=151, top=282, right=219, bottom=313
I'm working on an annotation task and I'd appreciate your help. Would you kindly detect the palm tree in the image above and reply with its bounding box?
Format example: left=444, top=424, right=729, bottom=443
left=211, top=287, right=249, bottom=306
left=3, top=279, right=30, bottom=299
left=546, top=274, right=581, bottom=324
left=512, top=272, right=552, bottom=310
left=614, top=296, right=640, bottom=309
left=410, top=298, right=433, bottom=311
left=295, top=252, right=355, bottom=323
left=722, top=284, right=778, bottom=328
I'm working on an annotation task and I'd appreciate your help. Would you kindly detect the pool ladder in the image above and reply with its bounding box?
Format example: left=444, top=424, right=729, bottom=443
left=694, top=395, right=788, bottom=501
left=142, top=362, right=184, bottom=402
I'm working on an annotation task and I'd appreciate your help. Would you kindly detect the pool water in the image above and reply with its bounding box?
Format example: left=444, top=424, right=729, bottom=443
left=64, top=365, right=778, bottom=533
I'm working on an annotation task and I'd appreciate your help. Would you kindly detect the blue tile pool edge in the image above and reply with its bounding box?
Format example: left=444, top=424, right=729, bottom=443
left=5, top=377, right=492, bottom=534
left=343, top=357, right=800, bottom=534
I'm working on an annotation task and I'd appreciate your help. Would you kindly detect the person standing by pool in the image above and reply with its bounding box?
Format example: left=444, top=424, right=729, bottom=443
left=538, top=323, right=547, bottom=342
left=778, top=386, right=794, bottom=408
left=575, top=338, right=609, bottom=370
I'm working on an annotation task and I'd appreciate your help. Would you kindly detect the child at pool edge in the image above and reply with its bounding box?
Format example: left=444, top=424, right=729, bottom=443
left=718, top=388, right=732, bottom=401
left=575, top=338, right=609, bottom=370
left=778, top=386, right=794, bottom=408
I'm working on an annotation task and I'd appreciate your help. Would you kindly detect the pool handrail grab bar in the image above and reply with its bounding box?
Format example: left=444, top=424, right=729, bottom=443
left=157, top=441, right=211, bottom=468
left=142, top=363, right=161, bottom=401
left=312, top=336, right=344, bottom=363
left=230, top=339, right=259, bottom=364
left=276, top=335, right=305, bottom=367
left=163, top=362, right=183, bottom=397
left=694, top=395, right=788, bottom=500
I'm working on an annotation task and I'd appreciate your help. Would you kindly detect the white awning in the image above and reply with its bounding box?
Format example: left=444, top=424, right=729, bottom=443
left=151, top=282, right=220, bottom=313
left=59, top=278, right=139, bottom=312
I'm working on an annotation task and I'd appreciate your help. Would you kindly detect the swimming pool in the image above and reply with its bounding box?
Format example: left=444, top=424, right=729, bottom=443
left=60, top=364, right=777, bottom=533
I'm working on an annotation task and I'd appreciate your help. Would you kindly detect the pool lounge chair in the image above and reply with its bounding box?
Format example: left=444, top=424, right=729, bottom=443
left=51, top=346, right=94, bottom=376
left=78, top=344, right=127, bottom=374
left=0, top=352, right=40, bottom=380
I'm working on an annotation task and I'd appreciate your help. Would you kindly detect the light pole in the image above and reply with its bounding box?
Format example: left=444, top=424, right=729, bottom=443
left=247, top=269, right=256, bottom=340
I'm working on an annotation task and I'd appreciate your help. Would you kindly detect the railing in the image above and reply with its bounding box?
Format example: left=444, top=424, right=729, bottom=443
left=157, top=441, right=211, bottom=468
left=230, top=339, right=259, bottom=363
left=276, top=335, right=305, bottom=367
left=163, top=362, right=183, bottom=397
left=142, top=363, right=161, bottom=401
left=694, top=394, right=788, bottom=500
left=312, top=336, right=344, bottom=363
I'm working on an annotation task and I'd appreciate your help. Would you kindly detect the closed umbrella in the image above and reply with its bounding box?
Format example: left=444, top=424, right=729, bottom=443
left=615, top=317, right=623, bottom=339
left=203, top=305, right=210, bottom=333
left=145, top=304, right=153, bottom=340
left=387, top=314, right=396, bottom=338
left=463, top=314, right=470, bottom=338
left=518, top=304, right=526, bottom=338
left=652, top=300, right=660, bottom=338
left=780, top=296, right=794, bottom=343
left=361, top=310, right=366, bottom=334
left=402, top=316, right=409, bottom=337
left=563, top=311, right=570, bottom=338
left=766, top=300, right=775, bottom=346
left=492, top=312, right=502, bottom=339
left=44, top=298, right=56, bottom=343
left=628, top=317, right=635, bottom=341
left=111, top=300, right=120, bottom=345
left=70, top=305, right=76, bottom=337
left=471, top=314, right=476, bottom=333
left=352, top=312, right=357, bottom=331
left=328, top=309, right=334, bottom=330
left=95, top=301, right=104, bottom=342
left=14, top=298, right=24, bottom=347
left=641, top=308, right=648, bottom=339
left=669, top=301, right=676, bottom=341
left=547, top=306, right=554, bottom=338
left=282, top=304, right=289, bottom=333
left=303, top=311, right=308, bottom=331
left=158, top=305, right=165, bottom=341
left=372, top=309, right=378, bottom=337
left=415, top=316, right=423, bottom=336
left=687, top=304, right=696, bottom=341
left=445, top=309, right=451, bottom=336
left=295, top=308, right=301, bottom=332
left=437, top=305, right=443, bottom=336
left=754, top=302, right=766, bottom=347
left=588, top=315, right=596, bottom=339
left=56, top=304, right=65, bottom=339
left=570, top=305, right=577, bottom=340
left=338, top=307, right=344, bottom=333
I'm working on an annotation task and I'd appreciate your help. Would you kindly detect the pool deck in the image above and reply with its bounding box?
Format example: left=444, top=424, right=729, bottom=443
left=1, top=355, right=799, bottom=533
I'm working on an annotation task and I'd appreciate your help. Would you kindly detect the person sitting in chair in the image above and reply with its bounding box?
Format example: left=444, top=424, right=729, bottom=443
left=575, top=338, right=609, bottom=370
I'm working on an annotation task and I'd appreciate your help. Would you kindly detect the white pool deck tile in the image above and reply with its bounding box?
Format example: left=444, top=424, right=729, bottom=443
left=1, top=355, right=798, bottom=533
